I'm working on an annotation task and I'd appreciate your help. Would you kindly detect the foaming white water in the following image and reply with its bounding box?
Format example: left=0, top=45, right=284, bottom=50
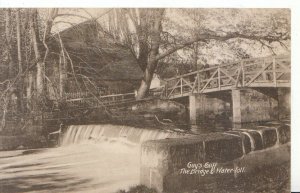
left=0, top=143, right=141, bottom=193
left=0, top=124, right=186, bottom=193
left=242, top=131, right=255, bottom=151
left=62, top=124, right=186, bottom=146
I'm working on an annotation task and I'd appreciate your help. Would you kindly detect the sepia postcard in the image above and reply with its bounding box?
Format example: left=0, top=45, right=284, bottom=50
left=0, top=6, right=293, bottom=193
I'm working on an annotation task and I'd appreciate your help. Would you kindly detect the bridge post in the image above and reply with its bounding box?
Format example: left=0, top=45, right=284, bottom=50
left=189, top=95, right=198, bottom=125
left=232, top=89, right=242, bottom=123
left=231, top=88, right=279, bottom=123
left=278, top=88, right=290, bottom=120
left=189, top=93, right=230, bottom=126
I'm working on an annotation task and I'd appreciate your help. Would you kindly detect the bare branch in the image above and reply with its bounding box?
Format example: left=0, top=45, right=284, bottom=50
left=56, top=13, right=90, bottom=20
left=156, top=32, right=290, bottom=61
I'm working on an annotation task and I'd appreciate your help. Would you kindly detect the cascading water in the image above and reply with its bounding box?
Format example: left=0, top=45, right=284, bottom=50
left=242, top=131, right=255, bottom=151
left=0, top=122, right=290, bottom=193
left=61, top=124, right=187, bottom=146
left=0, top=124, right=188, bottom=193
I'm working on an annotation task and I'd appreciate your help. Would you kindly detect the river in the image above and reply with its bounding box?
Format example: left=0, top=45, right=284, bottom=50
left=0, top=124, right=187, bottom=193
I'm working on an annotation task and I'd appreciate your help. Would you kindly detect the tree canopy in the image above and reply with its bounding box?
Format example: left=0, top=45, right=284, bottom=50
left=0, top=8, right=291, bottom=130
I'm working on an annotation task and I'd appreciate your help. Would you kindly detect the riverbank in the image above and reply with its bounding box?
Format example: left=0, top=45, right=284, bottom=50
left=0, top=135, right=48, bottom=151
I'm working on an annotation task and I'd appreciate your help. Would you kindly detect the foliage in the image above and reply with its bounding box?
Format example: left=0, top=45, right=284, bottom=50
left=0, top=8, right=291, bottom=133
left=99, top=8, right=290, bottom=98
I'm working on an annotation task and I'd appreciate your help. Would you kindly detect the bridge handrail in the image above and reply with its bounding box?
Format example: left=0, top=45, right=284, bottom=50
left=65, top=92, right=135, bottom=102
left=164, top=54, right=290, bottom=82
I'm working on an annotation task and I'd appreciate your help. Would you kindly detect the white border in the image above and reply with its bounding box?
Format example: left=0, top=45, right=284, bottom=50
left=0, top=0, right=299, bottom=192
left=0, top=0, right=296, bottom=8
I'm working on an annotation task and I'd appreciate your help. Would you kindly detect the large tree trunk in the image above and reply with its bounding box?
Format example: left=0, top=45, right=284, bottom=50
left=5, top=9, right=14, bottom=79
left=16, top=9, right=24, bottom=112
left=136, top=9, right=164, bottom=100
left=30, top=9, right=44, bottom=97
left=26, top=72, right=33, bottom=109
left=59, top=54, right=66, bottom=98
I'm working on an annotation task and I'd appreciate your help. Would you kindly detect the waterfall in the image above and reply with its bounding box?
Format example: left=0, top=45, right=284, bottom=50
left=242, top=131, right=255, bottom=151
left=224, top=132, right=246, bottom=155
left=61, top=124, right=188, bottom=146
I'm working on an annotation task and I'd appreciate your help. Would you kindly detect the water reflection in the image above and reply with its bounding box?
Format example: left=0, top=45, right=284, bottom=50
left=186, top=119, right=290, bottom=135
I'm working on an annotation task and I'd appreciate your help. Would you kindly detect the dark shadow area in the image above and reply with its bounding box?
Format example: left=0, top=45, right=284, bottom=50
left=0, top=172, right=94, bottom=193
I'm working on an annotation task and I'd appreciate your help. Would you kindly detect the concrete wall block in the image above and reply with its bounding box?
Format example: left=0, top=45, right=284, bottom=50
left=204, top=136, right=243, bottom=162
left=226, top=131, right=252, bottom=154
left=248, top=131, right=264, bottom=151
left=141, top=134, right=244, bottom=192
left=260, top=128, right=278, bottom=148
left=277, top=125, right=290, bottom=144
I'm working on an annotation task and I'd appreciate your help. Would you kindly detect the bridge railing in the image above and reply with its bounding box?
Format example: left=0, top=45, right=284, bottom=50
left=163, top=55, right=290, bottom=98
left=64, top=92, right=136, bottom=109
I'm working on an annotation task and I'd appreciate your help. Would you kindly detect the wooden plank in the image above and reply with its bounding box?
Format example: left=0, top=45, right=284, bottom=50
left=219, top=68, right=237, bottom=83
left=199, top=69, right=218, bottom=93
left=181, top=77, right=194, bottom=89
left=245, top=62, right=272, bottom=86
left=167, top=78, right=181, bottom=98
left=235, top=67, right=241, bottom=87
left=180, top=78, right=183, bottom=96
left=197, top=73, right=200, bottom=92
left=276, top=60, right=290, bottom=70
left=241, top=61, right=245, bottom=87
left=273, top=57, right=277, bottom=87
left=191, top=76, right=198, bottom=93
left=218, top=67, right=221, bottom=90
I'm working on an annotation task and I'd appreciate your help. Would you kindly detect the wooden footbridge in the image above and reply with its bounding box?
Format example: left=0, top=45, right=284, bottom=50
left=164, top=55, right=290, bottom=99
left=40, top=54, right=290, bottom=127
left=61, top=54, right=290, bottom=107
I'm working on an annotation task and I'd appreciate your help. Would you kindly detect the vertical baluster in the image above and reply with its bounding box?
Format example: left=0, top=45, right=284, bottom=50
left=241, top=61, right=245, bottom=87
left=197, top=72, right=200, bottom=93
left=218, top=66, right=221, bottom=90
left=273, top=57, right=277, bottom=87
left=180, top=78, right=183, bottom=96
left=262, top=59, right=267, bottom=81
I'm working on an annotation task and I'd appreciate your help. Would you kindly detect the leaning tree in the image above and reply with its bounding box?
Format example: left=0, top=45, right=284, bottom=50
left=104, top=8, right=290, bottom=99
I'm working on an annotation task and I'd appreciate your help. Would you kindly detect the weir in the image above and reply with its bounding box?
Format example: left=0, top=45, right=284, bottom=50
left=140, top=121, right=290, bottom=192
left=61, top=124, right=191, bottom=146
left=58, top=120, right=290, bottom=193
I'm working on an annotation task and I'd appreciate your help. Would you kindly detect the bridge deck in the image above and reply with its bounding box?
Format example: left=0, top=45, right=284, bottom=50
left=163, top=55, right=290, bottom=99
left=56, top=55, right=290, bottom=108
